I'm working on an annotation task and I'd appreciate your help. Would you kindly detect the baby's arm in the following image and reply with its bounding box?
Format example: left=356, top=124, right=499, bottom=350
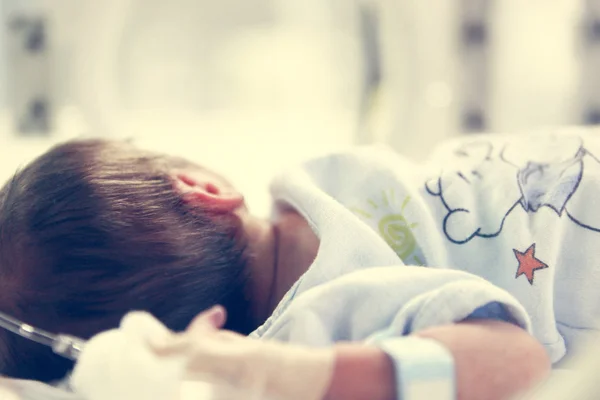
left=71, top=309, right=550, bottom=400
left=325, top=319, right=550, bottom=400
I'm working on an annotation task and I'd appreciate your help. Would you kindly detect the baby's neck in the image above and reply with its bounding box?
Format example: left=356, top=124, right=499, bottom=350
left=268, top=209, right=320, bottom=314
left=242, top=209, right=319, bottom=327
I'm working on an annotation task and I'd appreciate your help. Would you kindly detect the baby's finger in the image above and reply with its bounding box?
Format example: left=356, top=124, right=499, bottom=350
left=148, top=332, right=191, bottom=355
left=187, top=305, right=227, bottom=333
left=148, top=306, right=226, bottom=355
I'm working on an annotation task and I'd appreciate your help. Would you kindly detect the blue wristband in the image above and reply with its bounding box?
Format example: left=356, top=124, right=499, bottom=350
left=375, top=336, right=455, bottom=400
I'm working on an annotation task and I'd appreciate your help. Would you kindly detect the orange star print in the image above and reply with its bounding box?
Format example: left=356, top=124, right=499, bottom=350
left=514, top=244, right=548, bottom=285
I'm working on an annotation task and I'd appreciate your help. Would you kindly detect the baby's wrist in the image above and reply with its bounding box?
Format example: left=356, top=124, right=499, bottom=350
left=259, top=343, right=335, bottom=400
left=323, top=343, right=396, bottom=400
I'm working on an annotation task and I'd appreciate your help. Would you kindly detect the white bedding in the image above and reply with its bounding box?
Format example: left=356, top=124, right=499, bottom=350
left=0, top=369, right=589, bottom=400
left=0, top=379, right=223, bottom=400
left=0, top=378, right=80, bottom=400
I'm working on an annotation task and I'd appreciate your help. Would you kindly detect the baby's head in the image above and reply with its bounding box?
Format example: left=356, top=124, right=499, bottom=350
left=0, top=139, right=253, bottom=382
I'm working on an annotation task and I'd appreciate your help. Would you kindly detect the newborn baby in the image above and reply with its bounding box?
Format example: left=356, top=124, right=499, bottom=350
left=5, top=128, right=597, bottom=399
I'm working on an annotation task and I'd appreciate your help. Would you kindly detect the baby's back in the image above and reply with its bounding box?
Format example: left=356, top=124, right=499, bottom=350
left=419, top=128, right=600, bottom=362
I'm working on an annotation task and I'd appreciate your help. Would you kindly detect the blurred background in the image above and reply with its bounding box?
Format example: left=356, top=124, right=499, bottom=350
left=0, top=0, right=599, bottom=215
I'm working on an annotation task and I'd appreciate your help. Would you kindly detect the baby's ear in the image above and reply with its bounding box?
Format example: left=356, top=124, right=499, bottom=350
left=172, top=172, right=244, bottom=213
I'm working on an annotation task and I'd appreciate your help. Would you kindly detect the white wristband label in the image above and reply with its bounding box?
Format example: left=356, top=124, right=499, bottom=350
left=375, top=336, right=455, bottom=400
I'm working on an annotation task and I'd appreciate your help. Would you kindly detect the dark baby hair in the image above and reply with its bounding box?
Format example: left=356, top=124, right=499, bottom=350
left=0, top=139, right=252, bottom=382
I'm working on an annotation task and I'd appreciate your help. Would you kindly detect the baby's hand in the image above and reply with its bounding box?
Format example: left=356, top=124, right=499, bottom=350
left=148, top=305, right=235, bottom=355
left=148, top=306, right=269, bottom=386
left=149, top=306, right=334, bottom=400
left=72, top=307, right=334, bottom=400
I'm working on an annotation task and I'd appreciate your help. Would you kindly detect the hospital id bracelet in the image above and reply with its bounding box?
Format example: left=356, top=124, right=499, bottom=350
left=375, top=336, right=455, bottom=400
